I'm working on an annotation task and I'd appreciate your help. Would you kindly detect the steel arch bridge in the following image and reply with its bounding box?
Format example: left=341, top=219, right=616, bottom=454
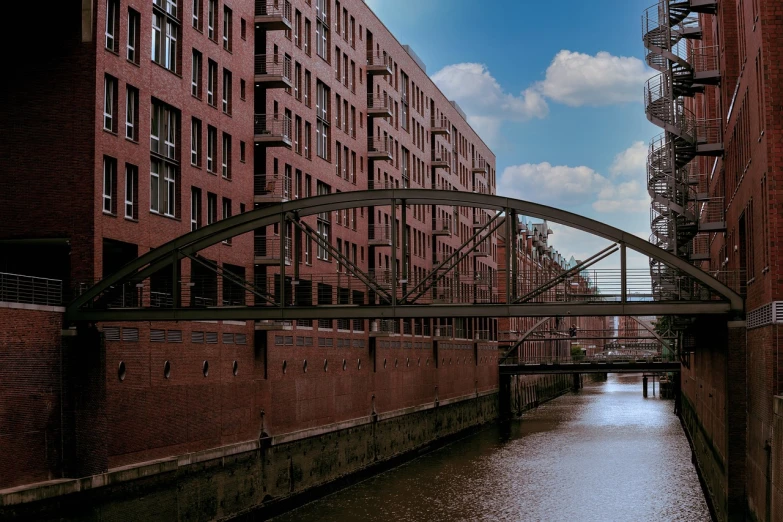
left=66, top=190, right=743, bottom=323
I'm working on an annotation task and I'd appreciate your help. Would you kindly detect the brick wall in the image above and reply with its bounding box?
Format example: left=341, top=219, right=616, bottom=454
left=0, top=308, right=64, bottom=489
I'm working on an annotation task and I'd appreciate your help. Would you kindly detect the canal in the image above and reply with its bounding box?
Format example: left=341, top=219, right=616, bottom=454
left=270, top=374, right=711, bottom=521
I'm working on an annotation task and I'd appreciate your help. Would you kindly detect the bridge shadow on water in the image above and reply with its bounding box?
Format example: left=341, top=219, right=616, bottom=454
left=270, top=374, right=711, bottom=522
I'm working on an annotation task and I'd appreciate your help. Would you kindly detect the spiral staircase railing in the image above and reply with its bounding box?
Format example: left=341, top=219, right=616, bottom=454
left=642, top=0, right=721, bottom=303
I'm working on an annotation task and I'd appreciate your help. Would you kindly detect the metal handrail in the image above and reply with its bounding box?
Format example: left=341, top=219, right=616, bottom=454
left=0, top=272, right=63, bottom=306
left=369, top=136, right=390, bottom=154
left=254, top=54, right=291, bottom=79
left=256, top=0, right=291, bottom=20
left=254, top=174, right=291, bottom=199
left=254, top=114, right=291, bottom=139
left=367, top=94, right=391, bottom=111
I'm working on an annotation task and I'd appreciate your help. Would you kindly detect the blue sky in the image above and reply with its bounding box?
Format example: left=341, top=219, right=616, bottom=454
left=367, top=0, right=659, bottom=270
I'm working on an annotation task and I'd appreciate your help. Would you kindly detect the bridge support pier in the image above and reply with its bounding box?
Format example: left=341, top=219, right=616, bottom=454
left=726, top=321, right=747, bottom=522
left=62, top=324, right=107, bottom=478
left=572, top=373, right=581, bottom=392
left=643, top=376, right=648, bottom=398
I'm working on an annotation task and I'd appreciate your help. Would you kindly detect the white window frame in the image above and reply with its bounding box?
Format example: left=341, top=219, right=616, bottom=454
left=103, top=157, right=115, bottom=214
left=207, top=0, right=216, bottom=40
left=103, top=76, right=115, bottom=131
left=125, top=86, right=136, bottom=140
left=207, top=126, right=216, bottom=173
left=207, top=61, right=216, bottom=106
left=125, top=164, right=137, bottom=219
left=150, top=160, right=161, bottom=213
left=222, top=69, right=230, bottom=113
left=127, top=10, right=138, bottom=62
left=222, top=6, right=231, bottom=50
left=207, top=193, right=217, bottom=224
left=191, top=188, right=201, bottom=230
left=191, top=118, right=200, bottom=166
left=105, top=0, right=117, bottom=50
left=191, top=50, right=201, bottom=97
left=222, top=133, right=230, bottom=179
left=192, top=0, right=200, bottom=28
left=163, top=164, right=176, bottom=217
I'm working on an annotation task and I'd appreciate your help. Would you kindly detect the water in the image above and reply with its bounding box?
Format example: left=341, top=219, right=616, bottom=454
left=271, top=374, right=711, bottom=522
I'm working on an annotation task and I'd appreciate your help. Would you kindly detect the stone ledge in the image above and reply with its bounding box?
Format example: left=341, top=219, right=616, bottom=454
left=1, top=391, right=498, bottom=506
left=0, top=301, right=65, bottom=313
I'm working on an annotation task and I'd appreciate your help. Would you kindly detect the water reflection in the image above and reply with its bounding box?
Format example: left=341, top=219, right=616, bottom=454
left=270, top=374, right=710, bottom=522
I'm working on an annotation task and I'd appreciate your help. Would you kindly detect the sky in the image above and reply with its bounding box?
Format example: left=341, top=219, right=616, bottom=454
left=366, top=0, right=659, bottom=272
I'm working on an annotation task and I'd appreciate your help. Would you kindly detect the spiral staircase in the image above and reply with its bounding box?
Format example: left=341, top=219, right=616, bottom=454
left=642, top=0, right=723, bottom=304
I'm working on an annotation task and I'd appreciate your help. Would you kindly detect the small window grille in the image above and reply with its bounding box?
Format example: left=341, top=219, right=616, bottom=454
left=205, top=332, right=218, bottom=344
left=151, top=329, right=166, bottom=342
left=167, top=329, right=183, bottom=342
left=192, top=331, right=205, bottom=343
left=223, top=332, right=235, bottom=344
left=122, top=327, right=139, bottom=341
left=104, top=326, right=120, bottom=341
left=235, top=333, right=247, bottom=345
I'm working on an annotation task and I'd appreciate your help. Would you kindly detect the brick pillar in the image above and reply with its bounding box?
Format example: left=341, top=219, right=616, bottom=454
left=62, top=324, right=107, bottom=477
left=726, top=321, right=747, bottom=521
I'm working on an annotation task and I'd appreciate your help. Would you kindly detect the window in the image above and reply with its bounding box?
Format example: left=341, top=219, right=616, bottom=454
left=316, top=181, right=331, bottom=260
left=294, top=10, right=301, bottom=47
left=191, top=187, right=201, bottom=230
left=152, top=0, right=179, bottom=73
left=304, top=19, right=311, bottom=55
left=294, top=116, right=302, bottom=154
left=222, top=133, right=231, bottom=179
left=304, top=70, right=311, bottom=106
left=401, top=71, right=409, bottom=131
left=150, top=100, right=179, bottom=218
left=191, top=49, right=202, bottom=97
left=207, top=125, right=217, bottom=172
left=106, top=0, right=119, bottom=52
left=222, top=198, right=232, bottom=243
left=125, top=164, right=138, bottom=219
left=103, top=156, right=117, bottom=214
left=316, top=81, right=329, bottom=160
left=192, top=0, right=201, bottom=30
left=222, top=6, right=232, bottom=51
left=240, top=141, right=245, bottom=162
left=294, top=62, right=302, bottom=100
left=316, top=21, right=328, bottom=61
left=222, top=68, right=232, bottom=114
left=207, top=192, right=217, bottom=224
left=207, top=59, right=217, bottom=106
left=207, top=0, right=216, bottom=40
left=304, top=121, right=311, bottom=158
left=104, top=75, right=117, bottom=132
left=127, top=9, right=140, bottom=63
left=125, top=85, right=138, bottom=140
left=191, top=118, right=201, bottom=166
left=241, top=18, right=246, bottom=39
left=240, top=78, right=246, bottom=100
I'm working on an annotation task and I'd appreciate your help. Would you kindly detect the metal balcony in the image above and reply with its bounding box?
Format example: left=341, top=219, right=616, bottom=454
left=254, top=235, right=292, bottom=265
left=431, top=116, right=450, bottom=136
left=370, top=319, right=397, bottom=337
left=431, top=151, right=450, bottom=171
left=254, top=174, right=290, bottom=204
left=367, top=180, right=396, bottom=190
left=433, top=325, right=453, bottom=339
left=472, top=158, right=488, bottom=174
left=366, top=50, right=392, bottom=76
left=368, top=136, right=392, bottom=161
left=432, top=218, right=452, bottom=236
left=697, top=197, right=726, bottom=231
left=367, top=94, right=392, bottom=119
left=688, top=233, right=710, bottom=261
left=255, top=0, right=292, bottom=31
left=254, top=114, right=292, bottom=148
left=368, top=224, right=392, bottom=246
left=471, top=241, right=490, bottom=257
left=254, top=54, right=292, bottom=89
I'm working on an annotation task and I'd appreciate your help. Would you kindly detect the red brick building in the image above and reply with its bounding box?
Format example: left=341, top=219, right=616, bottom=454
left=0, top=0, right=499, bottom=499
left=643, top=0, right=783, bottom=519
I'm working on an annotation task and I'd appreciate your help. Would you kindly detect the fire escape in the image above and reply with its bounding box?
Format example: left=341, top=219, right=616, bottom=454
left=642, top=0, right=723, bottom=303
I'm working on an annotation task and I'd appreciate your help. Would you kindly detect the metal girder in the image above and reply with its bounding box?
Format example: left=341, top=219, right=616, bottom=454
left=184, top=252, right=278, bottom=306
left=499, top=361, right=681, bottom=375
left=500, top=317, right=552, bottom=362
left=67, top=190, right=744, bottom=321
left=68, top=300, right=733, bottom=322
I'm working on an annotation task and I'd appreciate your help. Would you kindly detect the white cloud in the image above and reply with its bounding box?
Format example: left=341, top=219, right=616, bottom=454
left=431, top=62, right=548, bottom=144
left=498, top=161, right=649, bottom=215
left=536, top=50, right=650, bottom=107
left=610, top=141, right=647, bottom=177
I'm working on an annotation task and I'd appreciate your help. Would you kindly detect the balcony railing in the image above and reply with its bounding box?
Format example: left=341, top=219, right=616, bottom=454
left=366, top=50, right=392, bottom=75
left=254, top=54, right=292, bottom=88
left=367, top=94, right=392, bottom=117
left=368, top=136, right=392, bottom=160
left=433, top=325, right=454, bottom=339
left=254, top=114, right=292, bottom=147
left=698, top=197, right=726, bottom=230
left=369, top=224, right=392, bottom=246
left=254, top=174, right=291, bottom=202
left=472, top=158, right=488, bottom=173
left=255, top=0, right=292, bottom=30
left=0, top=272, right=62, bottom=307
left=432, top=218, right=451, bottom=236
left=254, top=235, right=292, bottom=264
left=431, top=116, right=450, bottom=135
left=367, top=179, right=396, bottom=190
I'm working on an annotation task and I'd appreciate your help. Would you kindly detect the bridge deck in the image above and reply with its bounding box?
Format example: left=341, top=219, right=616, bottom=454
left=499, top=361, right=681, bottom=375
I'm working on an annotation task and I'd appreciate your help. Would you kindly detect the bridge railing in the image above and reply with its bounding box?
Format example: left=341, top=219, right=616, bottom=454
left=0, top=272, right=63, bottom=307
left=501, top=352, right=675, bottom=366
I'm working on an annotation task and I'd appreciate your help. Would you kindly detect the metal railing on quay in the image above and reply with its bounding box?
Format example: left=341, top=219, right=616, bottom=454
left=0, top=272, right=63, bottom=307
left=502, top=352, right=674, bottom=366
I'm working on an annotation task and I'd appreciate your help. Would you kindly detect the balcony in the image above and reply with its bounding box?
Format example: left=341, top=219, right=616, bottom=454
left=369, top=269, right=392, bottom=288
left=689, top=233, right=710, bottom=261
left=471, top=241, right=490, bottom=257
left=254, top=236, right=292, bottom=265
left=368, top=136, right=392, bottom=161
left=367, top=94, right=392, bottom=119
left=254, top=114, right=292, bottom=148
left=255, top=0, right=292, bottom=31
left=254, top=54, right=292, bottom=89
left=431, top=116, right=450, bottom=136
left=472, top=158, right=488, bottom=174
left=370, top=319, right=397, bottom=337
left=697, top=197, right=726, bottom=231
left=0, top=272, right=62, bottom=307
left=431, top=151, right=450, bottom=171
left=367, top=180, right=396, bottom=190
left=369, top=224, right=392, bottom=246
left=432, top=218, right=452, bottom=236
left=366, top=50, right=392, bottom=76
left=254, top=174, right=290, bottom=204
